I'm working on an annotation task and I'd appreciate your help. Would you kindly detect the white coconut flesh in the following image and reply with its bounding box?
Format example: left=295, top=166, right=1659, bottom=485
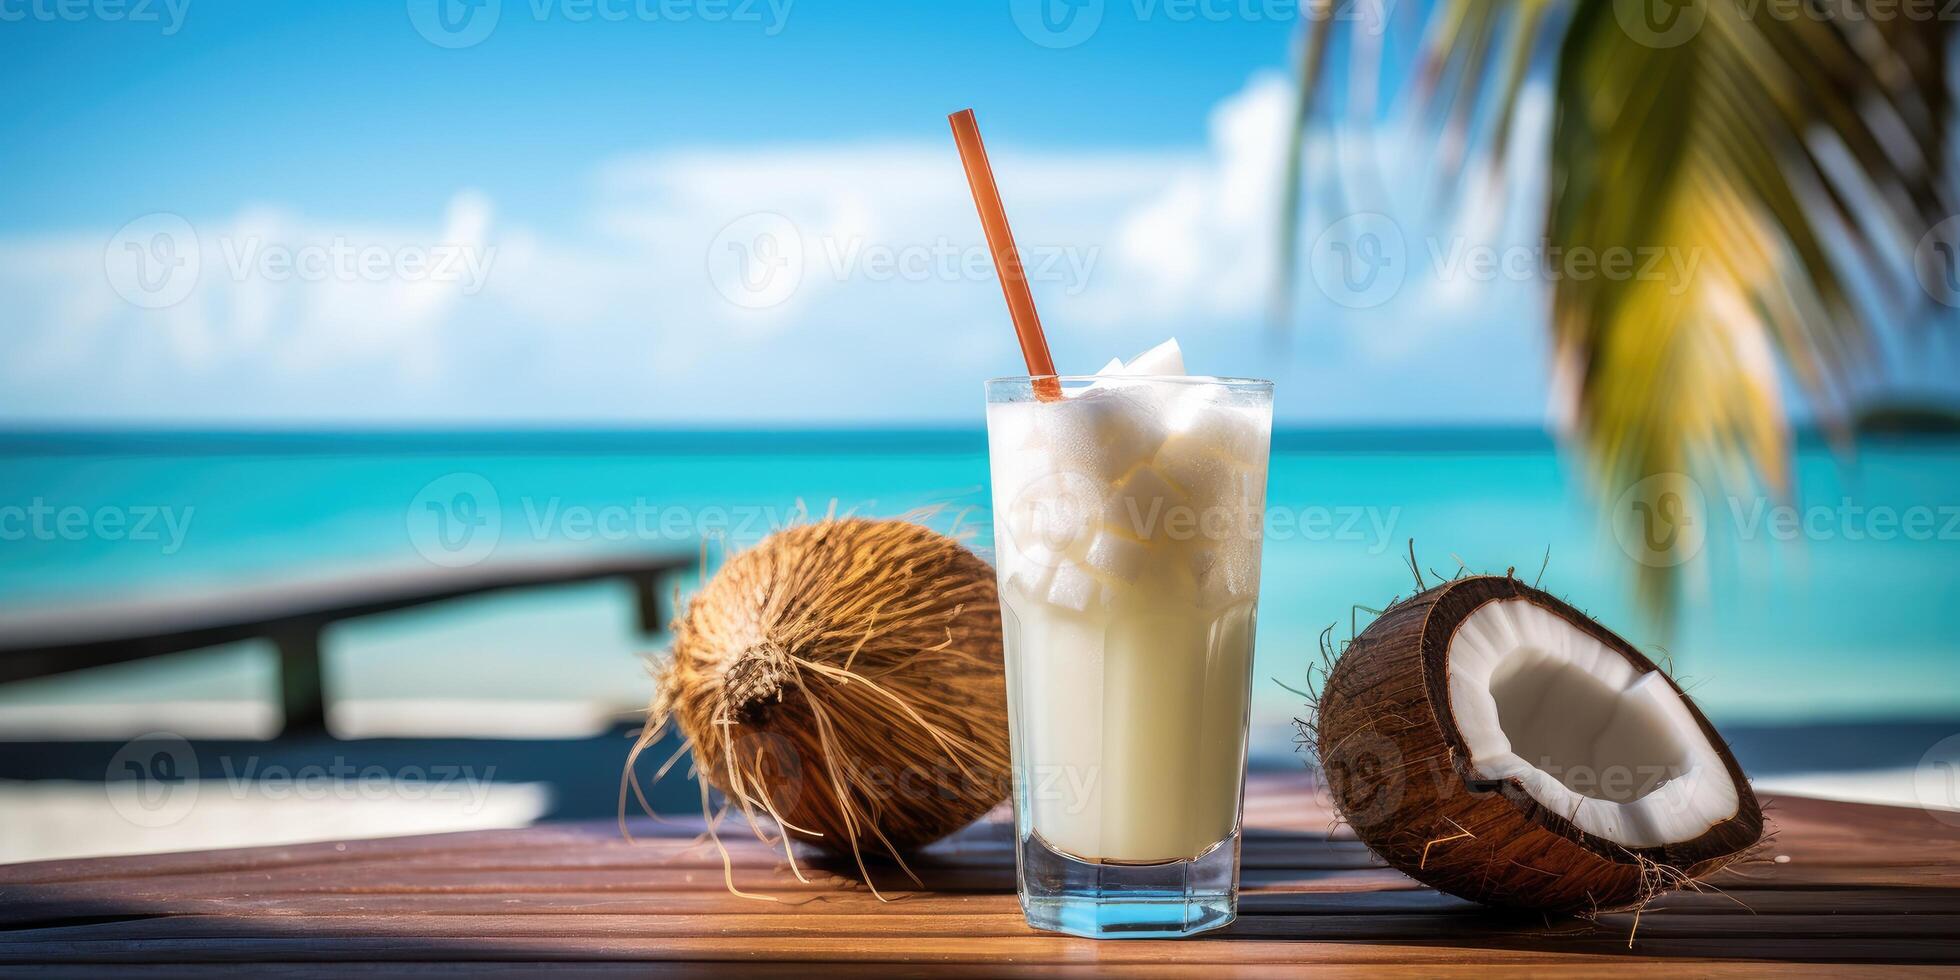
left=1445, top=599, right=1740, bottom=849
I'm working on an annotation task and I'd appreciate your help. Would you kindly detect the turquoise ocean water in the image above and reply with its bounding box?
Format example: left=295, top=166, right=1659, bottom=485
left=1, top=429, right=1956, bottom=732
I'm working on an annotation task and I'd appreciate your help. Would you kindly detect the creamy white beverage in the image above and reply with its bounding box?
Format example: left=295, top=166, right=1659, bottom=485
left=987, top=340, right=1269, bottom=864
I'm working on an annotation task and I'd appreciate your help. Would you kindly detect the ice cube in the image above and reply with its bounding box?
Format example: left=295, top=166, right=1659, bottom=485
left=1045, top=561, right=1100, bottom=613
left=1182, top=404, right=1269, bottom=464
left=1105, top=464, right=1186, bottom=540
left=985, top=401, right=1044, bottom=455
left=1005, top=563, right=1053, bottom=603
left=1155, top=439, right=1237, bottom=503
left=1156, top=438, right=1267, bottom=552
left=1197, top=537, right=1263, bottom=610
left=1002, top=468, right=1102, bottom=562
left=998, top=471, right=1043, bottom=544
left=1117, top=337, right=1185, bottom=377
left=1181, top=541, right=1219, bottom=584
left=1081, top=356, right=1132, bottom=394
left=1084, top=339, right=1185, bottom=393
left=1031, top=389, right=1168, bottom=484
left=1082, top=530, right=1148, bottom=583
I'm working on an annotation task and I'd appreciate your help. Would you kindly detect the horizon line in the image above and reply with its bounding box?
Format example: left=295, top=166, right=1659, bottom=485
left=1, top=423, right=1953, bottom=457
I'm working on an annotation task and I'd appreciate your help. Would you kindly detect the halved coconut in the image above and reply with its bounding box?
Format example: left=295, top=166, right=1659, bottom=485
left=1312, top=575, right=1763, bottom=912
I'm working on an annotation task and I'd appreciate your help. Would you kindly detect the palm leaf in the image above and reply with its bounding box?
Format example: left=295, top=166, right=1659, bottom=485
left=1279, top=0, right=1954, bottom=627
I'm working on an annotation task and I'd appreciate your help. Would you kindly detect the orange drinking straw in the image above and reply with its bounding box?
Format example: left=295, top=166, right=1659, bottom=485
left=949, top=108, right=1061, bottom=400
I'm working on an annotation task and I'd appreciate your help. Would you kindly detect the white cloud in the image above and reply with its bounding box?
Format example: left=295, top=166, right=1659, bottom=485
left=0, top=72, right=1555, bottom=424
left=1079, top=71, right=1293, bottom=325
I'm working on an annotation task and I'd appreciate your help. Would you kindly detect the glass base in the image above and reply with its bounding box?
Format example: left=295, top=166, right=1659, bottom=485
left=1017, top=829, right=1239, bottom=939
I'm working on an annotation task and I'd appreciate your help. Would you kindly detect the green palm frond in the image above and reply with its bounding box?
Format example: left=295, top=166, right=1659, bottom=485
left=1280, top=0, right=1954, bottom=626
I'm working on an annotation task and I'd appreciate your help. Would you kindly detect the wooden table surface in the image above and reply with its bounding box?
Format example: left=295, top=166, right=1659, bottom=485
left=3, top=774, right=1957, bottom=976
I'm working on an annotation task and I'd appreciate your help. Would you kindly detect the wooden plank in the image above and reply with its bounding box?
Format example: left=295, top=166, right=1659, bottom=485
left=1, top=776, right=1956, bottom=968
left=6, top=910, right=1959, bottom=946
left=4, top=781, right=1946, bottom=874
left=12, top=886, right=1960, bottom=924
left=3, top=966, right=1952, bottom=980
left=5, top=934, right=1960, bottom=966
left=8, top=796, right=1953, bottom=886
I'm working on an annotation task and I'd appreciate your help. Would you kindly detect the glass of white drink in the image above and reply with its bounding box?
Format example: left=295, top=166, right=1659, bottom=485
left=985, top=340, right=1272, bottom=939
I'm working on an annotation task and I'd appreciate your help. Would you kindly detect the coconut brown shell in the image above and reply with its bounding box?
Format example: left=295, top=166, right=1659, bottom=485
left=653, top=518, right=1010, bottom=855
left=1313, top=575, right=1764, bottom=913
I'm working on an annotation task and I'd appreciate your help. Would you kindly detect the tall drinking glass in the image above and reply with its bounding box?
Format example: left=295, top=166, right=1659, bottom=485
left=984, top=375, right=1272, bottom=939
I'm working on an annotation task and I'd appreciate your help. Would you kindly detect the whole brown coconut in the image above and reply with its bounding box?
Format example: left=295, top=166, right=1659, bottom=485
left=634, top=518, right=1010, bottom=883
left=1312, top=574, right=1764, bottom=913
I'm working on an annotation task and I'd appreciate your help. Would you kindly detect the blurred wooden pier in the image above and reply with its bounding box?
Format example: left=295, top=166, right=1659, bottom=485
left=0, top=553, right=694, bottom=735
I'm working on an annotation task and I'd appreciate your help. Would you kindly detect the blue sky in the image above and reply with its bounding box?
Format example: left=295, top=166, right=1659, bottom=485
left=0, top=0, right=1559, bottom=425
left=4, top=4, right=1315, bottom=225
